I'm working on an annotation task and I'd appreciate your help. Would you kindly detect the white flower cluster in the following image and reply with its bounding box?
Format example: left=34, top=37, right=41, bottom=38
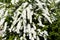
left=0, top=0, right=57, bottom=40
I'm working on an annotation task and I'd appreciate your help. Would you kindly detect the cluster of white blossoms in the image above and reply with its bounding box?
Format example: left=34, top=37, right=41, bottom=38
left=0, top=0, right=58, bottom=40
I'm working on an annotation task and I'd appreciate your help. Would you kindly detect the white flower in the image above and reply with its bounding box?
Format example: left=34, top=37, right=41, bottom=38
left=31, top=37, right=34, bottom=40
left=3, top=22, right=7, bottom=32
left=35, top=0, right=43, bottom=9
left=42, top=14, right=52, bottom=24
left=0, top=8, right=5, bottom=18
left=11, top=0, right=19, bottom=5
left=15, top=21, right=21, bottom=33
left=33, top=23, right=36, bottom=30
left=26, top=6, right=33, bottom=23
left=55, top=0, right=60, bottom=3
left=4, top=10, right=8, bottom=16
left=14, top=37, right=17, bottom=40
left=22, top=2, right=28, bottom=8
left=44, top=30, right=48, bottom=36
left=29, top=33, right=32, bottom=39
left=27, top=24, right=31, bottom=33
left=38, top=16, right=45, bottom=27
left=37, top=36, right=40, bottom=40
left=20, top=37, right=23, bottom=40
left=0, top=18, right=5, bottom=25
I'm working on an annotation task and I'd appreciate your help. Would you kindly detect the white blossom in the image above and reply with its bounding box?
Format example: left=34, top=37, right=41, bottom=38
left=11, top=0, right=19, bottom=5
left=0, top=0, right=56, bottom=40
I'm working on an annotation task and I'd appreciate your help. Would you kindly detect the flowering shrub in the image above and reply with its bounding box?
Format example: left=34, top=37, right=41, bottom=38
left=0, top=0, right=60, bottom=40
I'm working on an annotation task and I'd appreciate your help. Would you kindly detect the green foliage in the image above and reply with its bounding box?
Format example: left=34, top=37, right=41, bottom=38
left=47, top=3, right=60, bottom=40
left=0, top=0, right=11, bottom=3
left=0, top=36, right=2, bottom=40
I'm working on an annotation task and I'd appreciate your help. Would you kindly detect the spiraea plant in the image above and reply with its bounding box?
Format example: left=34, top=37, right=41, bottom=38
left=0, top=0, right=59, bottom=40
